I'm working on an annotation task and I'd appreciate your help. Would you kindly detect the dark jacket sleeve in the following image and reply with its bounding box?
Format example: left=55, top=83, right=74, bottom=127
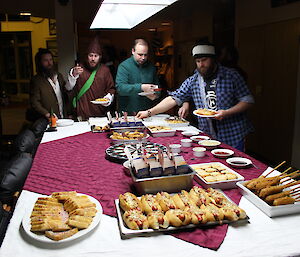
left=30, top=77, right=49, bottom=116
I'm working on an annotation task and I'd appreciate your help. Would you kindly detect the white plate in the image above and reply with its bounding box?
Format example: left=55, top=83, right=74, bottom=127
left=138, top=92, right=155, bottom=96
left=237, top=181, right=300, bottom=217
left=193, top=109, right=217, bottom=118
left=211, top=148, right=234, bottom=158
left=226, top=157, right=252, bottom=168
left=190, top=135, right=210, bottom=142
left=91, top=100, right=109, bottom=105
left=190, top=162, right=244, bottom=189
left=22, top=194, right=103, bottom=243
left=56, top=119, right=74, bottom=127
left=198, top=139, right=221, bottom=148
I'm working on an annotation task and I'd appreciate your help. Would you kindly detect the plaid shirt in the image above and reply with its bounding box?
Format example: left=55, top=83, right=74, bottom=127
left=170, top=65, right=254, bottom=147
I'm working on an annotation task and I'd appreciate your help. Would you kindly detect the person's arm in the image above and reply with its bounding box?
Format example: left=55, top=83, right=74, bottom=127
left=102, top=68, right=116, bottom=107
left=65, top=65, right=83, bottom=91
left=214, top=101, right=253, bottom=120
left=215, top=70, right=254, bottom=120
left=136, top=96, right=177, bottom=119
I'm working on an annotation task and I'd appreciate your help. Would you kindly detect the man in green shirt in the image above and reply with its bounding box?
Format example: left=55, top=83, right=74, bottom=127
left=116, top=38, right=159, bottom=114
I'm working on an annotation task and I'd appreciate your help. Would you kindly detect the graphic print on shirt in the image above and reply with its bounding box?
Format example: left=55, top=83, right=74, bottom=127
left=205, top=78, right=217, bottom=110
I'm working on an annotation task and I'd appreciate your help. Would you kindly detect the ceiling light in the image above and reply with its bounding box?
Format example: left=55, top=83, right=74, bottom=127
left=148, top=28, right=156, bottom=32
left=19, top=12, right=31, bottom=16
left=90, top=0, right=178, bottom=29
left=161, top=22, right=171, bottom=26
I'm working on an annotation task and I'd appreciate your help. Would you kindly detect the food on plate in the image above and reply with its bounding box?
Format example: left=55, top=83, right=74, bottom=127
left=148, top=126, right=172, bottom=131
left=199, top=139, right=221, bottom=147
left=92, top=125, right=110, bottom=132
left=110, top=130, right=145, bottom=140
left=140, top=194, right=162, bottom=214
left=192, top=163, right=238, bottom=182
left=244, top=169, right=300, bottom=206
left=156, top=192, right=176, bottom=212
left=194, top=108, right=217, bottom=116
left=119, top=192, right=142, bottom=212
left=165, top=117, right=188, bottom=124
left=165, top=209, right=191, bottom=227
left=147, top=211, right=169, bottom=229
left=95, top=98, right=108, bottom=102
left=123, top=209, right=149, bottom=230
left=118, top=187, right=247, bottom=230
left=45, top=228, right=79, bottom=241
left=30, top=191, right=97, bottom=241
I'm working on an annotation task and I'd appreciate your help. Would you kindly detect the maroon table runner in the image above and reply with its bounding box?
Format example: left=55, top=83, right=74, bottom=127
left=23, top=131, right=267, bottom=250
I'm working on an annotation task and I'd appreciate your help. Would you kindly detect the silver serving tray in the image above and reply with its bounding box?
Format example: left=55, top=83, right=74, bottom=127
left=115, top=189, right=249, bottom=239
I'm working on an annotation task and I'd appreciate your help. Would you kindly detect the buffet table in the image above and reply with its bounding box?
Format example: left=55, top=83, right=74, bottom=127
left=1, top=121, right=300, bottom=257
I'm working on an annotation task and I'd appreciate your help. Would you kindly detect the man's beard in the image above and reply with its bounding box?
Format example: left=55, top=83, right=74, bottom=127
left=85, top=61, right=99, bottom=72
left=199, top=64, right=216, bottom=79
left=42, top=66, right=57, bottom=78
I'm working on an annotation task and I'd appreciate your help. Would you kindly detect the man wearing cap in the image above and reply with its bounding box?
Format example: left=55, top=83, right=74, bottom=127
left=116, top=38, right=159, bottom=114
left=66, top=37, right=115, bottom=120
left=136, top=43, right=254, bottom=151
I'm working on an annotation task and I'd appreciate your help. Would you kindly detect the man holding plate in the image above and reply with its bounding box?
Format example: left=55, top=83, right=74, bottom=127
left=67, top=37, right=115, bottom=120
left=136, top=43, right=254, bottom=151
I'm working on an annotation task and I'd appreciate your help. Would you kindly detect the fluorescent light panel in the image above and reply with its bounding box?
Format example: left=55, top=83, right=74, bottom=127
left=90, top=0, right=178, bottom=29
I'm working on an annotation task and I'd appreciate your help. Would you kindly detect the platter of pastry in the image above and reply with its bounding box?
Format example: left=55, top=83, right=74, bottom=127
left=110, top=130, right=149, bottom=144
left=165, top=117, right=190, bottom=127
left=193, top=109, right=218, bottom=118
left=147, top=126, right=176, bottom=137
left=191, top=162, right=244, bottom=189
left=106, top=142, right=167, bottom=162
left=115, top=186, right=248, bottom=238
left=22, top=191, right=102, bottom=243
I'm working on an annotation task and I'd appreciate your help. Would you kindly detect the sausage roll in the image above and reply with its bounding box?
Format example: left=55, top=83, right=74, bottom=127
left=165, top=209, right=191, bottom=227
left=201, top=203, right=224, bottom=221
left=123, top=209, right=149, bottom=230
left=184, top=205, right=208, bottom=225
left=147, top=211, right=169, bottom=229
left=119, top=192, right=142, bottom=212
left=156, top=192, right=176, bottom=212
left=189, top=186, right=211, bottom=206
left=141, top=194, right=162, bottom=214
left=172, top=190, right=195, bottom=210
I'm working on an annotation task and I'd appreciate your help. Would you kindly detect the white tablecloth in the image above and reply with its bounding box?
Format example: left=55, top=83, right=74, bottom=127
left=1, top=120, right=300, bottom=257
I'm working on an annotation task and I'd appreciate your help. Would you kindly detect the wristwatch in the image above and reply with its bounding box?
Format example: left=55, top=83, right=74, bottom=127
left=147, top=109, right=152, bottom=117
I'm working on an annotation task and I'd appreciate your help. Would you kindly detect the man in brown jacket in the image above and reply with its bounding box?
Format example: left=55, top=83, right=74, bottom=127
left=67, top=37, right=115, bottom=120
left=29, top=48, right=69, bottom=120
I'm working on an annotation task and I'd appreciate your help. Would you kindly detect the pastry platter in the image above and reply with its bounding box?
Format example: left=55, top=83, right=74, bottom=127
left=106, top=142, right=167, bottom=162
left=21, top=193, right=103, bottom=243
left=115, top=188, right=249, bottom=239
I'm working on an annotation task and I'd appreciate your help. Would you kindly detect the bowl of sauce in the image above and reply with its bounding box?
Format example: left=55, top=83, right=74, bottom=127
left=211, top=148, right=234, bottom=158
left=226, top=157, right=252, bottom=168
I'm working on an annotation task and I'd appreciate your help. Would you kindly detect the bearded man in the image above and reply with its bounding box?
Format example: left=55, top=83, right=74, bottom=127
left=29, top=48, right=69, bottom=120
left=67, top=37, right=115, bottom=120
left=137, top=43, right=254, bottom=151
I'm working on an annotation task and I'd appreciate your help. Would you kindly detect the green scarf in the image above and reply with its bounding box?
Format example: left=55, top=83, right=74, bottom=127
left=72, top=66, right=99, bottom=108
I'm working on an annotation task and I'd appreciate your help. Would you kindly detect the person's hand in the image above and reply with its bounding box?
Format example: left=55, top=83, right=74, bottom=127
left=72, top=64, right=84, bottom=77
left=178, top=102, right=190, bottom=118
left=214, top=110, right=228, bottom=120
left=141, top=84, right=157, bottom=93
left=146, top=93, right=157, bottom=101
left=136, top=111, right=149, bottom=119
left=101, top=97, right=111, bottom=107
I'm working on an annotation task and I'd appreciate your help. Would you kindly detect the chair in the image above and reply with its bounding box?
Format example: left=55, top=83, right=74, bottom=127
left=0, top=152, right=33, bottom=205
left=30, top=117, right=48, bottom=138
left=0, top=201, right=12, bottom=247
left=13, top=129, right=36, bottom=155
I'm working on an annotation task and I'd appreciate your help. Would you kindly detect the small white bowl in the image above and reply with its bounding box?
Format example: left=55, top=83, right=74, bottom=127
left=199, top=139, right=221, bottom=148
left=190, top=135, right=210, bottom=142
left=211, top=148, right=234, bottom=158
left=169, top=144, right=181, bottom=153
left=181, top=131, right=199, bottom=137
left=193, top=147, right=206, bottom=157
left=181, top=139, right=192, bottom=147
left=226, top=157, right=252, bottom=168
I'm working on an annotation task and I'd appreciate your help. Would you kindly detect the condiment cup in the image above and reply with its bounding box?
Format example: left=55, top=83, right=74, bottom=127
left=181, top=131, right=199, bottom=137
left=193, top=147, right=206, bottom=157
left=190, top=135, right=210, bottom=142
left=181, top=139, right=192, bottom=147
left=169, top=144, right=181, bottom=153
